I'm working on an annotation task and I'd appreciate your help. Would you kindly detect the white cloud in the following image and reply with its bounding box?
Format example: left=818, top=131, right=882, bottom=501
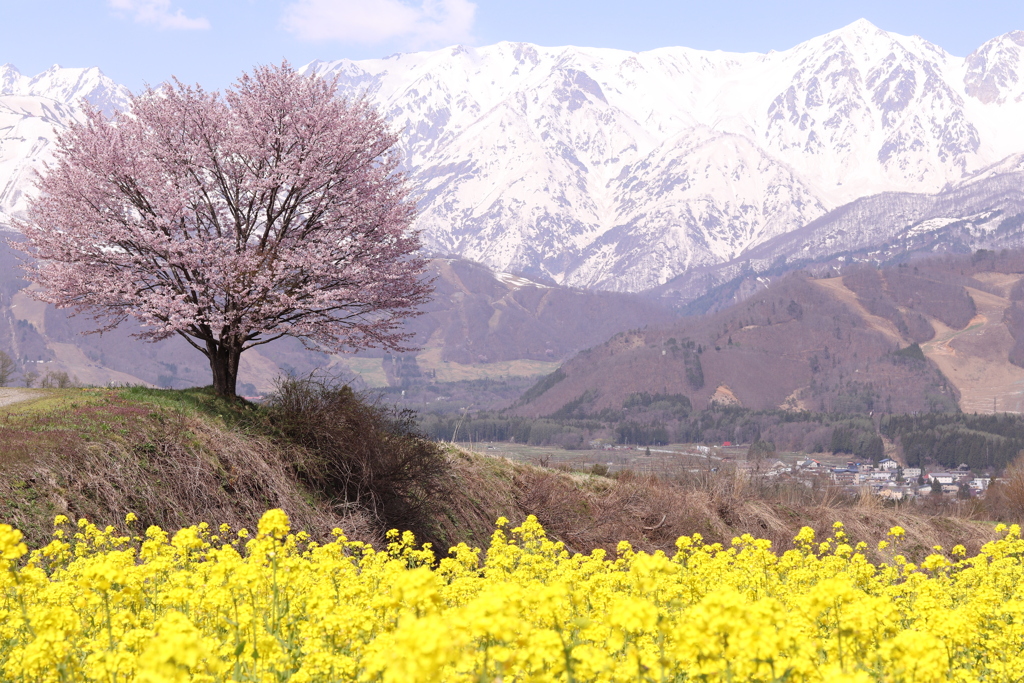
left=282, top=0, right=475, bottom=47
left=108, top=0, right=211, bottom=30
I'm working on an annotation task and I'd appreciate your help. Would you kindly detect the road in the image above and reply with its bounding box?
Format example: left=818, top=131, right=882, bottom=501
left=0, top=388, right=34, bottom=408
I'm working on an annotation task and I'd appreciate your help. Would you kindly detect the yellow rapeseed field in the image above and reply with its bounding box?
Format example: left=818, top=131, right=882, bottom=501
left=0, top=510, right=1020, bottom=682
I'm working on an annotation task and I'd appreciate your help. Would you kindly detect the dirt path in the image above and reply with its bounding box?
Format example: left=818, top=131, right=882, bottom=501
left=0, top=388, right=34, bottom=408
left=811, top=277, right=906, bottom=344
left=920, top=287, right=1024, bottom=414
left=922, top=312, right=988, bottom=357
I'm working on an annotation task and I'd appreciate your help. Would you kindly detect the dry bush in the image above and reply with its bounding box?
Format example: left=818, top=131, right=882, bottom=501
left=0, top=351, right=17, bottom=387
left=265, top=376, right=450, bottom=547
left=984, top=454, right=1024, bottom=522
left=0, top=387, right=997, bottom=561
left=38, top=370, right=77, bottom=389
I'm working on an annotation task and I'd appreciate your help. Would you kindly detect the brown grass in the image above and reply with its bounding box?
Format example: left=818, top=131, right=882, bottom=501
left=429, top=449, right=997, bottom=561
left=0, top=390, right=375, bottom=547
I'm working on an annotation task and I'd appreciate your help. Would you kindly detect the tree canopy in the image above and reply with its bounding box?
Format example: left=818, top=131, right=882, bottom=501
left=17, top=62, right=431, bottom=397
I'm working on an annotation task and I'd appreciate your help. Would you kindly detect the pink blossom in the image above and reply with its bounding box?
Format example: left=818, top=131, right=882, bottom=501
left=15, top=62, right=431, bottom=397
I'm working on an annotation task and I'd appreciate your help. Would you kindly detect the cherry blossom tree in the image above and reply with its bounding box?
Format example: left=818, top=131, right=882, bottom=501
left=16, top=63, right=430, bottom=398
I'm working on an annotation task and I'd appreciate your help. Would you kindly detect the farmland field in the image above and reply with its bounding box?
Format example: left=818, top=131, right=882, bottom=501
left=2, top=509, right=1022, bottom=681
left=456, top=441, right=850, bottom=475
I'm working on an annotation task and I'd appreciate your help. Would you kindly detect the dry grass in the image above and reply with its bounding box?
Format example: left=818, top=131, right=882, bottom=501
left=0, top=389, right=375, bottom=547
left=431, top=448, right=997, bottom=561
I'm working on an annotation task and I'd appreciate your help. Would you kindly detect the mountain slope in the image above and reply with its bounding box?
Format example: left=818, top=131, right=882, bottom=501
left=0, top=64, right=130, bottom=224
left=514, top=252, right=1024, bottom=418
left=305, top=20, right=1024, bottom=291
left=655, top=158, right=1024, bottom=308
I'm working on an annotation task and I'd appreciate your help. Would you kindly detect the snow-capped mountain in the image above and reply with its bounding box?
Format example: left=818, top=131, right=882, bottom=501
left=303, top=19, right=1024, bottom=291
left=0, top=64, right=130, bottom=224
left=4, top=22, right=1024, bottom=293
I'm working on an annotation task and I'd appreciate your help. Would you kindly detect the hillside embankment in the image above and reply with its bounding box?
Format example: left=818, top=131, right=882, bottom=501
left=0, top=386, right=998, bottom=559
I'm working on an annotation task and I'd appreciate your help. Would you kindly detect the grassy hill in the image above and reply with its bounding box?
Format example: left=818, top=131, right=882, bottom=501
left=514, top=251, right=1024, bottom=419
left=0, top=385, right=998, bottom=561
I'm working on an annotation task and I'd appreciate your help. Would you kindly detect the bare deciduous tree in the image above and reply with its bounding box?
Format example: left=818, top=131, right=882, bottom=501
left=0, top=351, right=17, bottom=387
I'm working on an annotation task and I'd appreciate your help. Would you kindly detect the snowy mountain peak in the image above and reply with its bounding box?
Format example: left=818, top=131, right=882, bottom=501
left=0, top=65, right=132, bottom=227
left=5, top=27, right=1024, bottom=293
left=825, top=17, right=888, bottom=44
left=298, top=25, right=1024, bottom=290
left=965, top=30, right=1024, bottom=104
left=0, top=64, right=28, bottom=95
left=0, top=63, right=131, bottom=114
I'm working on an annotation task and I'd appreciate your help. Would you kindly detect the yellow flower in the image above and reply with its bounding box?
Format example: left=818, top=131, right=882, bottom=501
left=0, top=513, right=1022, bottom=682
left=257, top=508, right=291, bottom=539
left=0, top=524, right=27, bottom=561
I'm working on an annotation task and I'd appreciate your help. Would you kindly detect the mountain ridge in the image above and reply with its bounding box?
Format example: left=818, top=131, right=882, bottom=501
left=304, top=19, right=1024, bottom=290
left=514, top=251, right=1024, bottom=418
left=3, top=23, right=1024, bottom=300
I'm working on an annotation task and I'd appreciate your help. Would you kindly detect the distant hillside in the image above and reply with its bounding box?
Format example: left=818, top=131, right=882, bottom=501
left=0, top=243, right=676, bottom=394
left=515, top=251, right=1024, bottom=418
left=655, top=167, right=1024, bottom=312
left=369, top=259, right=678, bottom=389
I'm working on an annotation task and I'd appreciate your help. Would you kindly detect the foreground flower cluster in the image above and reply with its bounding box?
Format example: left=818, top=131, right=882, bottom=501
left=0, top=511, right=1018, bottom=682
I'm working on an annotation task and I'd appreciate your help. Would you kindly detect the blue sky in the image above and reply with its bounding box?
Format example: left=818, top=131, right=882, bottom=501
left=2, top=0, right=1023, bottom=91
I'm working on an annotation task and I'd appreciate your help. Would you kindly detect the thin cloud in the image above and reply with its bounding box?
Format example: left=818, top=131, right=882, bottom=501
left=282, top=0, right=476, bottom=47
left=108, top=0, right=211, bottom=30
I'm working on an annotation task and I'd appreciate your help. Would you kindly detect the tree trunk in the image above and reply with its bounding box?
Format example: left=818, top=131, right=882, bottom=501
left=208, top=342, right=242, bottom=398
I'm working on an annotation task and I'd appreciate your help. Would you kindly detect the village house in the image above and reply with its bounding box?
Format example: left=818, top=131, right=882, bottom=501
left=878, top=487, right=909, bottom=501
left=831, top=471, right=857, bottom=486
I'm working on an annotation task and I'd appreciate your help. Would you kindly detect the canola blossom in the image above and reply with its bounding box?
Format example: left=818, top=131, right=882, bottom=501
left=0, top=511, right=1020, bottom=682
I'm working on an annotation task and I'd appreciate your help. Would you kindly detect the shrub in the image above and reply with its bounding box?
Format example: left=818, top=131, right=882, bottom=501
left=38, top=370, right=77, bottom=389
left=985, top=451, right=1024, bottom=521
left=266, top=376, right=450, bottom=543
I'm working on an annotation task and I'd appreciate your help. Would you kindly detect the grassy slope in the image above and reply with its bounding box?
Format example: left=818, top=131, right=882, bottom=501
left=0, top=387, right=996, bottom=560
left=0, top=387, right=372, bottom=546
